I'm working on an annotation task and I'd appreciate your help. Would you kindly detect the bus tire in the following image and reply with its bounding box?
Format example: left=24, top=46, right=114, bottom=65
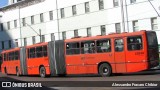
left=98, top=63, right=112, bottom=77
left=4, top=67, right=8, bottom=75
left=16, top=67, right=20, bottom=77
left=39, top=66, right=46, bottom=78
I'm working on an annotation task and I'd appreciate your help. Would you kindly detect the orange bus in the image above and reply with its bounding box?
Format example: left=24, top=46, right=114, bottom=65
left=1, top=30, right=159, bottom=77
left=1, top=41, right=66, bottom=77
left=1, top=48, right=21, bottom=76
left=65, top=30, right=159, bottom=76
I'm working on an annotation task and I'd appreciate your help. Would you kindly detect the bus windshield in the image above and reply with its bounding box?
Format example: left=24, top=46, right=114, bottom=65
left=147, top=31, right=158, bottom=48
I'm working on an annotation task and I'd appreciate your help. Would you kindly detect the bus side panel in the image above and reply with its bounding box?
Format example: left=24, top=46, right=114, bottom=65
left=125, top=34, right=148, bottom=72
left=126, top=62, right=147, bottom=72
left=1, top=61, right=5, bottom=73
left=20, top=47, right=28, bottom=75
left=10, top=60, right=20, bottom=75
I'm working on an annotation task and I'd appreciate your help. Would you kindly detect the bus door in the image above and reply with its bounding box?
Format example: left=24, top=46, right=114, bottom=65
left=65, top=42, right=84, bottom=74
left=114, top=38, right=126, bottom=73
left=82, top=41, right=97, bottom=74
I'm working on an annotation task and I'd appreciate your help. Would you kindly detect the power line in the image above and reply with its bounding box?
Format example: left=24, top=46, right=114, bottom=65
left=148, top=0, right=160, bottom=17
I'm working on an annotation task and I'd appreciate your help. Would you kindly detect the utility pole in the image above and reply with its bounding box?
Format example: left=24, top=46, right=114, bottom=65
left=18, top=6, right=23, bottom=47
left=120, top=0, right=126, bottom=32
left=56, top=0, right=60, bottom=40
left=39, top=29, right=42, bottom=42
left=124, top=0, right=129, bottom=32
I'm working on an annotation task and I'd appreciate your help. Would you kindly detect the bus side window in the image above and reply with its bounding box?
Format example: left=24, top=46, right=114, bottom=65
left=66, top=42, right=80, bottom=55
left=15, top=51, right=19, bottom=60
left=0, top=54, right=2, bottom=62
left=12, top=52, right=15, bottom=60
left=28, top=49, right=30, bottom=58
left=9, top=52, right=11, bottom=61
left=30, top=48, right=36, bottom=58
left=127, top=36, right=143, bottom=51
left=96, top=39, right=111, bottom=53
left=43, top=46, right=48, bottom=57
left=5, top=54, right=8, bottom=61
left=81, top=41, right=95, bottom=54
left=115, top=39, right=124, bottom=52
left=36, top=46, right=43, bottom=58
left=4, top=54, right=6, bottom=61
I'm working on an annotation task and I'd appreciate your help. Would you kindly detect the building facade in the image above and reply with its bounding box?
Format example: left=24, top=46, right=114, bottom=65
left=0, top=0, right=160, bottom=52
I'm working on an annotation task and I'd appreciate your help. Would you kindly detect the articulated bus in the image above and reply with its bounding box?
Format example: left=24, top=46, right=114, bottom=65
left=1, top=30, right=159, bottom=77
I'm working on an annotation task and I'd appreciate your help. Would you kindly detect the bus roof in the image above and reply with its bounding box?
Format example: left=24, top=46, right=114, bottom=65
left=26, top=42, right=48, bottom=48
left=1, top=42, right=48, bottom=54
left=1, top=47, right=20, bottom=54
left=65, top=30, right=147, bottom=43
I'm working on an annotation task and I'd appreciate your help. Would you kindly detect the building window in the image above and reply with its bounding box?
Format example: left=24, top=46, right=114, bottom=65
left=132, top=20, right=139, bottom=32
left=113, top=0, right=119, bottom=7
left=51, top=33, right=55, bottom=41
left=12, top=0, right=15, bottom=3
left=15, top=39, right=18, bottom=47
left=22, top=18, right=26, bottom=26
left=49, top=11, right=53, bottom=20
left=60, top=8, right=65, bottom=18
left=7, top=22, right=10, bottom=30
left=8, top=40, right=12, bottom=48
left=99, top=0, right=104, bottom=10
left=1, top=41, right=4, bottom=49
left=151, top=17, right=158, bottom=30
left=24, top=38, right=27, bottom=46
left=74, top=29, right=78, bottom=37
left=0, top=23, right=3, bottom=31
left=17, top=0, right=22, bottom=2
left=14, top=20, right=17, bottom=28
left=85, top=2, right=90, bottom=13
left=31, top=16, right=34, bottom=24
left=115, top=23, right=121, bottom=33
left=87, top=27, right=91, bottom=36
left=32, top=36, right=36, bottom=44
left=40, top=13, right=44, bottom=22
left=72, top=5, right=77, bottom=15
left=62, top=31, right=66, bottom=40
left=101, top=25, right=106, bottom=35
left=130, top=0, right=136, bottom=4
left=42, top=35, right=45, bottom=42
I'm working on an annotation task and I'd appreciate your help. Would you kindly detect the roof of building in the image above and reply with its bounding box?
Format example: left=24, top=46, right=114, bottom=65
left=0, top=0, right=45, bottom=12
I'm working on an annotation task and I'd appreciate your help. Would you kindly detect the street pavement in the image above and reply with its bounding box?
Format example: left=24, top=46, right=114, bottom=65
left=0, top=70, right=160, bottom=90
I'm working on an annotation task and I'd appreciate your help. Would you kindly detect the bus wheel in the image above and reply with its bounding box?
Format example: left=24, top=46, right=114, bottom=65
left=39, top=66, right=46, bottom=78
left=4, top=67, right=8, bottom=75
left=98, top=63, right=112, bottom=77
left=16, top=67, right=20, bottom=77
